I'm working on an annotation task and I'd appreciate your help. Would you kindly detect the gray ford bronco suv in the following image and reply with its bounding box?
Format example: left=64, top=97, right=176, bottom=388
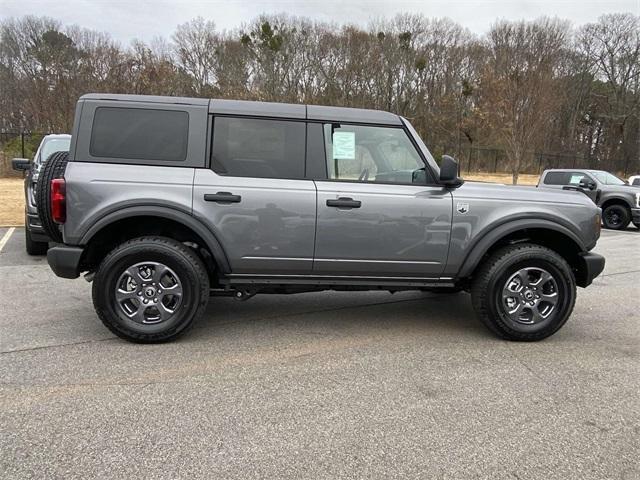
left=41, top=94, right=605, bottom=343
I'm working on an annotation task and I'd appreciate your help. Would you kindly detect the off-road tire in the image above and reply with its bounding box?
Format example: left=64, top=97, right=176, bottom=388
left=35, top=151, right=68, bottom=243
left=25, top=220, right=48, bottom=256
left=602, top=204, right=630, bottom=230
left=92, top=236, right=210, bottom=343
left=471, top=243, right=576, bottom=341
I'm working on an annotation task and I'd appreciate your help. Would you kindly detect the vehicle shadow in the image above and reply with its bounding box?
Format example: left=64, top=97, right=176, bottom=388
left=189, top=290, right=489, bottom=342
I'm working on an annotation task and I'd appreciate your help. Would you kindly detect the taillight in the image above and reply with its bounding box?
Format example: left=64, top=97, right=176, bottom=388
left=51, top=178, right=66, bottom=224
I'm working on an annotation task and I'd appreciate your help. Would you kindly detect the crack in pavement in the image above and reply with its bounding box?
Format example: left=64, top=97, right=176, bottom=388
left=0, top=336, right=116, bottom=355
left=601, top=269, right=640, bottom=277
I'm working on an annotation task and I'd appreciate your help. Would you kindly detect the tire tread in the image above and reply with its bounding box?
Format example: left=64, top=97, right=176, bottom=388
left=92, top=236, right=210, bottom=343
left=35, top=151, right=68, bottom=243
left=470, top=243, right=576, bottom=341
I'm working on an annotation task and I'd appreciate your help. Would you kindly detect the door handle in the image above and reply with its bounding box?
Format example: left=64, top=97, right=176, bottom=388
left=326, top=197, right=361, bottom=209
left=204, top=192, right=242, bottom=203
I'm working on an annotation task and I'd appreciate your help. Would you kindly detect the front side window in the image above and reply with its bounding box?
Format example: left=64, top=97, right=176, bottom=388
left=211, top=117, right=305, bottom=179
left=568, top=172, right=588, bottom=185
left=90, top=107, right=189, bottom=161
left=323, top=124, right=426, bottom=184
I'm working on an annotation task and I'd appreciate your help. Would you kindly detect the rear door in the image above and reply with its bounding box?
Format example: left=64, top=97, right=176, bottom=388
left=311, top=123, right=452, bottom=277
left=193, top=116, right=317, bottom=275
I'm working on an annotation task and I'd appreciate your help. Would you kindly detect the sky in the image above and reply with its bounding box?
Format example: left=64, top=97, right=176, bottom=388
left=1, top=0, right=639, bottom=44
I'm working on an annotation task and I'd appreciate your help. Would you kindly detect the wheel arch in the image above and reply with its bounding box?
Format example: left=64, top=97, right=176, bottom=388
left=600, top=196, right=633, bottom=211
left=457, top=219, right=587, bottom=283
left=79, top=206, right=231, bottom=275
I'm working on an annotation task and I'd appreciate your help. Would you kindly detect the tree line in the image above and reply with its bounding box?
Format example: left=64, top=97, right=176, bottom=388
left=1, top=13, right=639, bottom=182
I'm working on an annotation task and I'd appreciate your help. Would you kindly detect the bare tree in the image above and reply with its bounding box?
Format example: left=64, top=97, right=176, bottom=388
left=480, top=18, right=569, bottom=183
left=1, top=12, right=638, bottom=177
left=173, top=17, right=218, bottom=95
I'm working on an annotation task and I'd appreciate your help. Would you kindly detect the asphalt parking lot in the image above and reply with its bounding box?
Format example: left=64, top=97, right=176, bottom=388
left=0, top=227, right=638, bottom=479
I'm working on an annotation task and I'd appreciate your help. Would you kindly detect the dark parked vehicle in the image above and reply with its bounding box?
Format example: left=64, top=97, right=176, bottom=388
left=538, top=169, right=640, bottom=230
left=40, top=94, right=604, bottom=343
left=12, top=134, right=71, bottom=254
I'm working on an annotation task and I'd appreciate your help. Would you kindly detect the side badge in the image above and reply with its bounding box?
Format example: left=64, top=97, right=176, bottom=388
left=456, top=202, right=469, bottom=214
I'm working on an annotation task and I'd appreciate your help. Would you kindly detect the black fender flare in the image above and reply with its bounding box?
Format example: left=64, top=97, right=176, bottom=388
left=456, top=218, right=586, bottom=279
left=79, top=205, right=231, bottom=273
left=599, top=195, right=634, bottom=210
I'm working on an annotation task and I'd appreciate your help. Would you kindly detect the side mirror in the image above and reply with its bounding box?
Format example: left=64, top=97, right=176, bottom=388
left=578, top=177, right=596, bottom=190
left=439, top=155, right=462, bottom=187
left=11, top=158, right=31, bottom=172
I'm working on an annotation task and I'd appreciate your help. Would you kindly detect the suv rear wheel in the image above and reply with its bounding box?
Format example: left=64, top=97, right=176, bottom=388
left=92, top=236, right=210, bottom=343
left=471, top=244, right=576, bottom=341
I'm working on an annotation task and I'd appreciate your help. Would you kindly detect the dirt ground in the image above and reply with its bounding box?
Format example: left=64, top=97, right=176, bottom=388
left=466, top=172, right=539, bottom=185
left=0, top=178, right=24, bottom=226
left=0, top=173, right=538, bottom=227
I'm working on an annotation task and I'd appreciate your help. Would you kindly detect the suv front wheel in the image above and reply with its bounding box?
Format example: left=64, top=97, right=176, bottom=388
left=471, top=244, right=576, bottom=341
left=92, top=236, right=210, bottom=343
left=602, top=204, right=630, bottom=230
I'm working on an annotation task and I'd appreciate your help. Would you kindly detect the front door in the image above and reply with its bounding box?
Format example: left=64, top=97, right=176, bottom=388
left=312, top=123, right=452, bottom=277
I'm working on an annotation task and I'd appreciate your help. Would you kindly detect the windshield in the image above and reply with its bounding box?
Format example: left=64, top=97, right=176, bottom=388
left=400, top=117, right=440, bottom=176
left=591, top=171, right=625, bottom=186
left=39, top=138, right=71, bottom=163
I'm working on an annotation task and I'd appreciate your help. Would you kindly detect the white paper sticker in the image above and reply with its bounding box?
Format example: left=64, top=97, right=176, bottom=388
left=333, top=131, right=355, bottom=159
left=569, top=174, right=584, bottom=184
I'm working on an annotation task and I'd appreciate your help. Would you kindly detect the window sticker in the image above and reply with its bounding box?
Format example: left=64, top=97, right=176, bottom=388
left=569, top=174, right=584, bottom=185
left=332, top=131, right=355, bottom=159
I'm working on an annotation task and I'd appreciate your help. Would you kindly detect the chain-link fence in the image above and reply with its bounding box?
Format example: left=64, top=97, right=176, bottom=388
left=441, top=144, right=636, bottom=177
left=1, top=131, right=636, bottom=178
left=0, top=131, right=49, bottom=177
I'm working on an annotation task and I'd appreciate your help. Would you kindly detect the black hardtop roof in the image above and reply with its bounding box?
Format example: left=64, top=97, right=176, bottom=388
left=80, top=93, right=402, bottom=125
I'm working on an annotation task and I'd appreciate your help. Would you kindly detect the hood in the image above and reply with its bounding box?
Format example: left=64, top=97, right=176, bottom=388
left=456, top=180, right=596, bottom=207
left=605, top=183, right=640, bottom=192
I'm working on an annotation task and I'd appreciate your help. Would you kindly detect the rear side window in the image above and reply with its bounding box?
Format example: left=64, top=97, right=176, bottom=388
left=90, top=107, right=189, bottom=161
left=211, top=117, right=305, bottom=179
left=543, top=171, right=569, bottom=185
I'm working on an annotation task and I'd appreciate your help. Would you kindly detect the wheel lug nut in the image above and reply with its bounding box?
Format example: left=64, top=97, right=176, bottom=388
left=137, top=292, right=142, bottom=296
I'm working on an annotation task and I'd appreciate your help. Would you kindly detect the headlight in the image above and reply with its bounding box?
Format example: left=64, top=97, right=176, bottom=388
left=636, top=192, right=640, bottom=208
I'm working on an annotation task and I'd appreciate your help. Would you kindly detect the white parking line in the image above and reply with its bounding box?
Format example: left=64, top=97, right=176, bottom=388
left=0, top=227, right=15, bottom=253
